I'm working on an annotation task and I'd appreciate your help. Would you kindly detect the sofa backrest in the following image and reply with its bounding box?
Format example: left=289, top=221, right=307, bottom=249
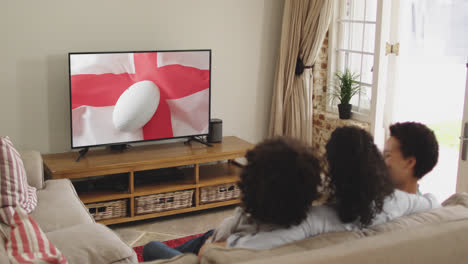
left=201, top=192, right=468, bottom=264
left=237, top=219, right=468, bottom=264
left=201, top=231, right=362, bottom=264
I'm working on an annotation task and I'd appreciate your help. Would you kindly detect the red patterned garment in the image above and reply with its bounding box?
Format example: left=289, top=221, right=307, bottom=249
left=0, top=137, right=37, bottom=223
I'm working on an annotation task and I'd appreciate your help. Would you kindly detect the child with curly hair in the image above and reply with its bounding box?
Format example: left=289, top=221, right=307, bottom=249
left=143, top=137, right=323, bottom=261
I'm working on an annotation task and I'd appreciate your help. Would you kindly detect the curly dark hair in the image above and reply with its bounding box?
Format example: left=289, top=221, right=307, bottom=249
left=326, top=126, right=394, bottom=227
left=238, top=137, right=322, bottom=227
left=389, top=122, right=439, bottom=179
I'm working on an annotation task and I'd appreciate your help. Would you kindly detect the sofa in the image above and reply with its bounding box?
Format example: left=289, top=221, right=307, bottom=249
left=148, top=193, right=468, bottom=264
left=0, top=151, right=138, bottom=264
left=3, top=151, right=468, bottom=264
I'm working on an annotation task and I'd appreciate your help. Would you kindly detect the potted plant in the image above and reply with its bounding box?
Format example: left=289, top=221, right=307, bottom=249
left=329, top=68, right=361, bottom=119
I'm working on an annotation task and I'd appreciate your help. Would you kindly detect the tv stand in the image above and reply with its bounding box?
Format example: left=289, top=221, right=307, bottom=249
left=42, top=136, right=253, bottom=225
left=76, top=147, right=89, bottom=162
left=184, top=136, right=213, bottom=147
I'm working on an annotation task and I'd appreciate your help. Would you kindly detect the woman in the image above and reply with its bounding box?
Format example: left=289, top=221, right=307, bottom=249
left=218, top=126, right=439, bottom=250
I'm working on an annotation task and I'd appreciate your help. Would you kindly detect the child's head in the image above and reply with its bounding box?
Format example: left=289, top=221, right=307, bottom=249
left=326, top=126, right=394, bottom=226
left=385, top=122, right=439, bottom=190
left=238, top=137, right=322, bottom=227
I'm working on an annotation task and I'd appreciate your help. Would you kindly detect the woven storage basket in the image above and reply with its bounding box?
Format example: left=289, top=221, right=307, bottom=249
left=200, top=183, right=240, bottom=204
left=86, top=199, right=127, bottom=221
left=135, top=189, right=194, bottom=215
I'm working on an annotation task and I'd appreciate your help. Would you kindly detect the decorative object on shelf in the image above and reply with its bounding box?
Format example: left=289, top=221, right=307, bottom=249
left=329, top=68, right=361, bottom=119
left=207, top=118, right=223, bottom=143
left=200, top=183, right=240, bottom=204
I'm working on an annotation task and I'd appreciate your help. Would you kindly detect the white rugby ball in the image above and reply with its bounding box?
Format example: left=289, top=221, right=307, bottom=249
left=113, top=80, right=160, bottom=132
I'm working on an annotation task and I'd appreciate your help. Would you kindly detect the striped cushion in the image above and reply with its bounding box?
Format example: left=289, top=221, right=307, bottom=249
left=2, top=206, right=67, bottom=264
left=0, top=137, right=37, bottom=223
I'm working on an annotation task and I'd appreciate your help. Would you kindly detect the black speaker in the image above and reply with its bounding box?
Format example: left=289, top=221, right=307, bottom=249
left=207, top=118, right=222, bottom=143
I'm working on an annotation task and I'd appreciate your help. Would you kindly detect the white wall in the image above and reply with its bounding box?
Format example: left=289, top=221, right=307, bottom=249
left=0, top=0, right=284, bottom=153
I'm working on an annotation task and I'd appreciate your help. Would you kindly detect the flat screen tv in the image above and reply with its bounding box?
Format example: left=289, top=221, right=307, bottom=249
left=69, top=50, right=211, bottom=149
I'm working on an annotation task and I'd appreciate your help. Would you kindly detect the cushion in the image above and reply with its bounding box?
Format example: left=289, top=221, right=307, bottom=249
left=30, top=179, right=94, bottom=233
left=0, top=137, right=37, bottom=222
left=46, top=223, right=137, bottom=264
left=202, top=231, right=362, bottom=264
left=442, top=192, right=468, bottom=207
left=1, top=206, right=67, bottom=264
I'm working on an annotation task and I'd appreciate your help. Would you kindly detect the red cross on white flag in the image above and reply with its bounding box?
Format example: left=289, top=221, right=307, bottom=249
left=70, top=51, right=210, bottom=148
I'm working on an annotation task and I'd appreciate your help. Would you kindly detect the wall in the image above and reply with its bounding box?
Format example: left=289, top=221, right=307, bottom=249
left=0, top=0, right=284, bottom=153
left=312, top=35, right=370, bottom=156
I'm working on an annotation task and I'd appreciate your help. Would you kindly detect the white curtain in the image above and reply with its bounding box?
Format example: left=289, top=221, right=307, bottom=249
left=269, top=0, right=333, bottom=144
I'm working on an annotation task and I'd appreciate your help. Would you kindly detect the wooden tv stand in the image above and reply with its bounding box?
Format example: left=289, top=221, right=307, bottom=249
left=42, top=136, right=253, bottom=225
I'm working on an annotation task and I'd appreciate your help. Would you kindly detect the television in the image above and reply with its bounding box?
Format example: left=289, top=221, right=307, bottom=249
left=69, top=50, right=211, bottom=149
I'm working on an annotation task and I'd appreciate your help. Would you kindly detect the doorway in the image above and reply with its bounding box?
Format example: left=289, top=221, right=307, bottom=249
left=384, top=0, right=468, bottom=201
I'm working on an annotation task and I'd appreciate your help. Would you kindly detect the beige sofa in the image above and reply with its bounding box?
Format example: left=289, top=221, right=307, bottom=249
left=0, top=151, right=138, bottom=264
left=150, top=193, right=468, bottom=264
left=4, top=151, right=468, bottom=264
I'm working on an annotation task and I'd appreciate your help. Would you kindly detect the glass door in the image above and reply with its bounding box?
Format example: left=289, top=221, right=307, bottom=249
left=384, top=0, right=468, bottom=201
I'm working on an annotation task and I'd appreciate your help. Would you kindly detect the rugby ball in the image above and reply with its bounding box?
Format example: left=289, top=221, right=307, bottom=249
left=113, top=80, right=160, bottom=132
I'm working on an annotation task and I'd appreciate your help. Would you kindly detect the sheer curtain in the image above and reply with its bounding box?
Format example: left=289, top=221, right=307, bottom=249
left=269, top=0, right=333, bottom=144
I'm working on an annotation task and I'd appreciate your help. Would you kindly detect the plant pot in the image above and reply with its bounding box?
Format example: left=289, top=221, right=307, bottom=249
left=338, top=104, right=352, bottom=119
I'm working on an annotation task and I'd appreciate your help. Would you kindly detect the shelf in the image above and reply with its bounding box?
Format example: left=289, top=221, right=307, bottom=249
left=134, top=182, right=196, bottom=196
left=43, top=136, right=253, bottom=176
left=80, top=191, right=131, bottom=204
left=197, top=199, right=241, bottom=209
left=198, top=163, right=242, bottom=187
left=99, top=199, right=241, bottom=225
left=134, top=167, right=196, bottom=196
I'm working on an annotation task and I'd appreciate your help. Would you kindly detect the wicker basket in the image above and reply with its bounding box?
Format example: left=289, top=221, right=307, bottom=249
left=135, top=190, right=194, bottom=215
left=200, top=183, right=240, bottom=204
left=86, top=199, right=127, bottom=221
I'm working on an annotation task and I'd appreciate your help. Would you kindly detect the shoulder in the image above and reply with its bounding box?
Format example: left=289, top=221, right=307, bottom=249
left=390, top=190, right=440, bottom=207
left=421, top=192, right=441, bottom=208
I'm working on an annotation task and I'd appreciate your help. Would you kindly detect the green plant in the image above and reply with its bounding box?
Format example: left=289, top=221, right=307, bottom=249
left=329, top=68, right=361, bottom=105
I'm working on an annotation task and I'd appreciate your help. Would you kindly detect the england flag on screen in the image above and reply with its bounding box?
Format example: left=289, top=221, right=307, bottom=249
left=70, top=51, right=210, bottom=148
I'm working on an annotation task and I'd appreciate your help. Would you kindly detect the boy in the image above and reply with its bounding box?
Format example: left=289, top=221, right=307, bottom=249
left=384, top=122, right=439, bottom=194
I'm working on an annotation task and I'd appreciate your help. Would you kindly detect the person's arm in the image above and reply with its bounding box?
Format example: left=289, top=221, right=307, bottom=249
left=381, top=190, right=441, bottom=222
left=225, top=206, right=340, bottom=250
left=400, top=190, right=440, bottom=215
left=198, top=239, right=227, bottom=259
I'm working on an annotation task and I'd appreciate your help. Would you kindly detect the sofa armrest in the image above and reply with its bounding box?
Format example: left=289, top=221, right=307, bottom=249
left=46, top=223, right=138, bottom=264
left=20, top=150, right=45, bottom=190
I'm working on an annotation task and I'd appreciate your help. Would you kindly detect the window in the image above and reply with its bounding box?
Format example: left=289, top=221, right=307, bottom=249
left=328, top=0, right=378, bottom=120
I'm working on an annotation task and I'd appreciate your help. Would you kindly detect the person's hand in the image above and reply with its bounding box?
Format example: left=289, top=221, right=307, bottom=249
left=198, top=238, right=227, bottom=260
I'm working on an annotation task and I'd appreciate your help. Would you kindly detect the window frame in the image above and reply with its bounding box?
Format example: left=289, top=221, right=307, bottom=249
left=327, top=0, right=378, bottom=123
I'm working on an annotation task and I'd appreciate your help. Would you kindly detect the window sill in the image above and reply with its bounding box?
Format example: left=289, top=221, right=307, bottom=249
left=324, top=106, right=371, bottom=123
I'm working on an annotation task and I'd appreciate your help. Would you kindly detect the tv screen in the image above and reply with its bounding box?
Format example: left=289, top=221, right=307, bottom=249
left=69, top=50, right=211, bottom=149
